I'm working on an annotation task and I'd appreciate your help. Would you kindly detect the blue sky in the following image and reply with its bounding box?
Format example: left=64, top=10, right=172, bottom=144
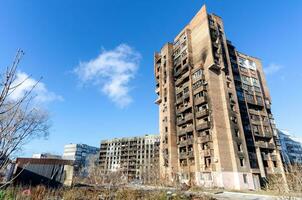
left=0, top=0, right=301, bottom=156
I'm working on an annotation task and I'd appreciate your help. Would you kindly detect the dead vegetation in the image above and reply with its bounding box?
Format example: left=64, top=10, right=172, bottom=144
left=0, top=185, right=217, bottom=200
left=266, top=164, right=302, bottom=199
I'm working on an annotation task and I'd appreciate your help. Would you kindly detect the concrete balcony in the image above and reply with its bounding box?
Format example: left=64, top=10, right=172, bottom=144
left=183, top=92, right=190, bottom=100
left=256, top=141, right=275, bottom=150
left=193, top=84, right=206, bottom=95
left=196, top=109, right=209, bottom=118
left=209, top=62, right=221, bottom=71
left=176, top=98, right=183, bottom=105
left=256, top=100, right=264, bottom=107
left=187, top=138, right=194, bottom=145
left=181, top=63, right=189, bottom=73
left=177, top=114, right=193, bottom=126
left=250, top=119, right=261, bottom=125
left=194, top=96, right=207, bottom=106
left=197, top=135, right=212, bottom=143
left=177, top=128, right=186, bottom=136
left=173, top=57, right=181, bottom=67
left=246, top=98, right=256, bottom=105
left=182, top=70, right=190, bottom=79
left=271, top=154, right=277, bottom=161
left=155, top=96, right=162, bottom=104
left=187, top=151, right=194, bottom=158
left=262, top=120, right=270, bottom=126
left=179, top=152, right=187, bottom=158
left=175, top=87, right=182, bottom=95
left=155, top=86, right=160, bottom=94
left=186, top=125, right=193, bottom=132
left=176, top=103, right=192, bottom=114
left=174, top=69, right=181, bottom=77
left=177, top=125, right=193, bottom=136
left=201, top=149, right=213, bottom=157
left=238, top=151, right=245, bottom=158
left=265, top=101, right=271, bottom=110
left=196, top=121, right=211, bottom=131
left=175, top=71, right=189, bottom=86
left=178, top=139, right=186, bottom=146
left=254, top=132, right=273, bottom=139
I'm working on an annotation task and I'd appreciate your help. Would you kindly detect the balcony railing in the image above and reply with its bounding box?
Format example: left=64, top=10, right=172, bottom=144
left=196, top=109, right=209, bottom=118
left=179, top=152, right=187, bottom=158
left=201, top=149, right=213, bottom=157
left=187, top=137, right=194, bottom=145
left=256, top=141, right=275, bottom=149
left=256, top=100, right=264, bottom=107
left=271, top=154, right=277, bottom=161
left=265, top=101, right=271, bottom=110
left=193, top=84, right=207, bottom=95
left=183, top=92, right=190, bottom=100
left=177, top=125, right=193, bottom=136
left=176, top=98, right=182, bottom=105
left=175, top=71, right=190, bottom=86
left=174, top=69, right=181, bottom=77
left=196, top=121, right=211, bottom=131
left=155, top=96, right=161, bottom=104
left=194, top=96, right=207, bottom=106
left=187, top=151, right=194, bottom=157
left=254, top=132, right=273, bottom=139
left=197, top=135, right=212, bottom=143
left=250, top=119, right=261, bottom=125
left=246, top=98, right=256, bottom=105
left=177, top=114, right=193, bottom=126
left=176, top=103, right=192, bottom=114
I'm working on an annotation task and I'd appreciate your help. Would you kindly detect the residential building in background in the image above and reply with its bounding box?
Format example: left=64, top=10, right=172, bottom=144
left=154, top=5, right=285, bottom=190
left=99, top=134, right=160, bottom=181
left=63, top=143, right=99, bottom=172
left=278, top=129, right=302, bottom=165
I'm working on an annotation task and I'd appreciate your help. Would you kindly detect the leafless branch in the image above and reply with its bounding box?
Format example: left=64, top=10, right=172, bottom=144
left=0, top=50, right=50, bottom=174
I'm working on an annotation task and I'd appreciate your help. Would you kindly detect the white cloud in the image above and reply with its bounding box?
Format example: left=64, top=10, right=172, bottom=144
left=264, top=63, right=283, bottom=75
left=74, top=44, right=141, bottom=108
left=10, top=71, right=63, bottom=104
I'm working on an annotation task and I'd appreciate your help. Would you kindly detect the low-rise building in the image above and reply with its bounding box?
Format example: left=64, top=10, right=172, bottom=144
left=278, top=129, right=302, bottom=165
left=9, top=158, right=74, bottom=187
left=99, top=134, right=160, bottom=182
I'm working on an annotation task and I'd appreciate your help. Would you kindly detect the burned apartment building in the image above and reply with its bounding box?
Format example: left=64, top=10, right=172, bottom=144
left=99, top=135, right=160, bottom=181
left=154, top=5, right=285, bottom=190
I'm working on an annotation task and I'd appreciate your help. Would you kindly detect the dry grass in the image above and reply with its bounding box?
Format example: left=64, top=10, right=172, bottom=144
left=0, top=186, right=217, bottom=200
left=265, top=164, right=302, bottom=199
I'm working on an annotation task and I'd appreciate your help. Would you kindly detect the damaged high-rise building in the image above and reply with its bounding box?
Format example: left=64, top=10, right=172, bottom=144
left=154, top=5, right=285, bottom=190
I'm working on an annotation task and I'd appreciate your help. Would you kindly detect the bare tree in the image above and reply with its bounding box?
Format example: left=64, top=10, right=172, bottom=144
left=141, top=159, right=160, bottom=185
left=267, top=164, right=302, bottom=199
left=0, top=50, right=50, bottom=172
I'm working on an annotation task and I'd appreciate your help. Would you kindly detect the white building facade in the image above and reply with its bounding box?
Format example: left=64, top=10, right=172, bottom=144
left=278, top=130, right=302, bottom=165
